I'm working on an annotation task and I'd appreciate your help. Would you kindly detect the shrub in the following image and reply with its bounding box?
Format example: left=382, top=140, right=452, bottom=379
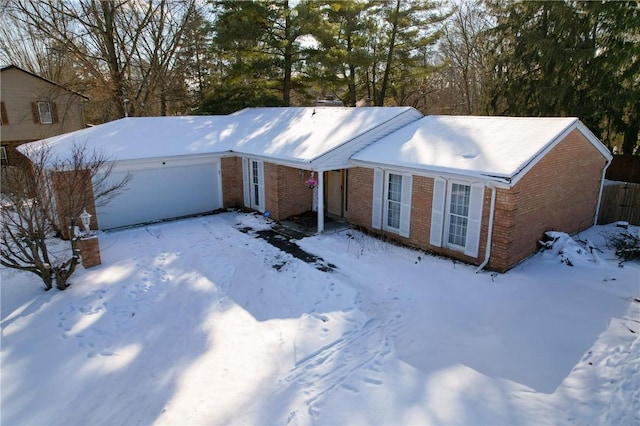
left=607, top=230, right=640, bottom=262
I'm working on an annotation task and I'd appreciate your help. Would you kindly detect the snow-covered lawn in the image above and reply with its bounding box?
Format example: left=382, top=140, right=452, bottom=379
left=2, top=212, right=638, bottom=425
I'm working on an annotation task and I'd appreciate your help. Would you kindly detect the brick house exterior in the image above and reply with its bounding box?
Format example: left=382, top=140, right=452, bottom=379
left=21, top=110, right=611, bottom=272
left=489, top=129, right=607, bottom=271
left=349, top=117, right=612, bottom=272
left=221, top=157, right=315, bottom=220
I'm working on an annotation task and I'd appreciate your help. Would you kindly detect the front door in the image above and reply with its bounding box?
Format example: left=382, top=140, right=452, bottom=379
left=243, top=157, right=265, bottom=212
left=326, top=169, right=344, bottom=217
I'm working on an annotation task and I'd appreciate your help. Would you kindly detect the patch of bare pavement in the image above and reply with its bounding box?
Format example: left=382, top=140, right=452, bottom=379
left=236, top=225, right=336, bottom=272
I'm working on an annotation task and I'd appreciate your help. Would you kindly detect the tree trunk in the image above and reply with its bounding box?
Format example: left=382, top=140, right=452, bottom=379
left=378, top=0, right=402, bottom=106
left=99, top=0, right=126, bottom=118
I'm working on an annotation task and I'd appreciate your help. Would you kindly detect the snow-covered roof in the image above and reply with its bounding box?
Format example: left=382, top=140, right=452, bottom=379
left=351, top=115, right=611, bottom=184
left=19, top=107, right=419, bottom=167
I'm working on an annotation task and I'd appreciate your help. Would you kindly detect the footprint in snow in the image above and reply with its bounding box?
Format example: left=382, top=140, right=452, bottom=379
left=340, top=383, right=359, bottom=394
left=363, top=377, right=383, bottom=386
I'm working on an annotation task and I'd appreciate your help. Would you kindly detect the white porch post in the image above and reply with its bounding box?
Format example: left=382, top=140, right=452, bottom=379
left=317, top=170, right=325, bottom=233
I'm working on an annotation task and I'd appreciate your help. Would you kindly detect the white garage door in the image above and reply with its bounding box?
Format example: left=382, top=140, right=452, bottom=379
left=96, top=157, right=222, bottom=230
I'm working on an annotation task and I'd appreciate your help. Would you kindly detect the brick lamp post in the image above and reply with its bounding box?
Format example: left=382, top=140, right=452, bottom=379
left=78, top=208, right=101, bottom=268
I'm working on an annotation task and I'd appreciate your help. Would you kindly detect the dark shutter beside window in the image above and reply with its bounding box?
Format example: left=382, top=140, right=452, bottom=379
left=0, top=102, right=8, bottom=125
left=52, top=102, right=59, bottom=123
left=31, top=102, right=40, bottom=123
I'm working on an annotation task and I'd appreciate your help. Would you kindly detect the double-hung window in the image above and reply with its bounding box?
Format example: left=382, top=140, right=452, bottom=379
left=447, top=183, right=471, bottom=248
left=37, top=101, right=53, bottom=124
left=386, top=173, right=402, bottom=230
left=372, top=169, right=412, bottom=238
left=430, top=178, right=484, bottom=257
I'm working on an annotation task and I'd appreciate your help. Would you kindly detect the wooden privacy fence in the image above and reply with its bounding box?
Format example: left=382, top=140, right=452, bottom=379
left=598, top=181, right=640, bottom=225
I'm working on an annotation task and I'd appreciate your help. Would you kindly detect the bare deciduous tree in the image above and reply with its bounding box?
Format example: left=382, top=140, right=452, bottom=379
left=2, top=0, right=204, bottom=122
left=1, top=143, right=129, bottom=290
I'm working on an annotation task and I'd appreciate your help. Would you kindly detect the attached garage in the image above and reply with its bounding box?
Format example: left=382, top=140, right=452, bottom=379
left=96, top=155, right=223, bottom=229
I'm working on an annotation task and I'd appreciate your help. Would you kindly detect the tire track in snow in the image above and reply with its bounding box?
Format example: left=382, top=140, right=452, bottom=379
left=281, top=315, right=396, bottom=424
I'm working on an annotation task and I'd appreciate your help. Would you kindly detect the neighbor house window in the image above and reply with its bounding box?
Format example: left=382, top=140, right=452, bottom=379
left=1, top=146, right=8, bottom=166
left=386, top=173, right=402, bottom=230
left=31, top=101, right=57, bottom=124
left=37, top=101, right=53, bottom=124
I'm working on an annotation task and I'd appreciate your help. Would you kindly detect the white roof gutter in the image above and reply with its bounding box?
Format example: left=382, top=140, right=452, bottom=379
left=475, top=184, right=497, bottom=273
left=594, top=156, right=613, bottom=225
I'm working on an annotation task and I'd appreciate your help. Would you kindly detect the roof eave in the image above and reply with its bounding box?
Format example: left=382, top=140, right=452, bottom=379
left=349, top=158, right=512, bottom=188
left=508, top=119, right=612, bottom=187
left=1, top=64, right=90, bottom=100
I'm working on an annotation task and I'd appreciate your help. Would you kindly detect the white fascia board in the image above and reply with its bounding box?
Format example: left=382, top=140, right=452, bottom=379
left=576, top=121, right=613, bottom=160
left=231, top=151, right=314, bottom=171
left=349, top=158, right=512, bottom=189
left=108, top=153, right=223, bottom=172
left=509, top=119, right=613, bottom=187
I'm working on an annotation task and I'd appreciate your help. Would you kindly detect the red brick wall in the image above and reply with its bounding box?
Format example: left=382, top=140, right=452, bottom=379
left=51, top=169, right=98, bottom=239
left=221, top=159, right=312, bottom=219
left=496, top=128, right=608, bottom=270
left=265, top=163, right=313, bottom=220
left=489, top=189, right=517, bottom=271
left=345, top=167, right=373, bottom=226
left=346, top=167, right=492, bottom=267
left=221, top=157, right=243, bottom=208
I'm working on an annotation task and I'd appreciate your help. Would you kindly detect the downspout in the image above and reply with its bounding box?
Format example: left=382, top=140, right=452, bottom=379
left=593, top=157, right=612, bottom=225
left=475, top=184, right=496, bottom=273
left=317, top=170, right=325, bottom=233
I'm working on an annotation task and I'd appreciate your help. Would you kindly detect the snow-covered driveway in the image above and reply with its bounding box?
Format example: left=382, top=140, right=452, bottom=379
left=2, top=212, right=638, bottom=425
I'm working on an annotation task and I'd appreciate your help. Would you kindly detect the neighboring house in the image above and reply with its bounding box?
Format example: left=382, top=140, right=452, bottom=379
left=18, top=109, right=612, bottom=272
left=1, top=64, right=87, bottom=170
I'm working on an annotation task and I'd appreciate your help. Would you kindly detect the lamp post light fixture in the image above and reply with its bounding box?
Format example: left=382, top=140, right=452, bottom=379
left=79, top=208, right=92, bottom=235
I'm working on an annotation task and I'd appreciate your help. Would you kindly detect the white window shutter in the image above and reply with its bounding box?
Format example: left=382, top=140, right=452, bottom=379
left=464, top=184, right=485, bottom=257
left=242, top=157, right=250, bottom=208
left=399, top=174, right=412, bottom=238
left=257, top=160, right=265, bottom=212
left=371, top=169, right=383, bottom=229
left=430, top=177, right=446, bottom=247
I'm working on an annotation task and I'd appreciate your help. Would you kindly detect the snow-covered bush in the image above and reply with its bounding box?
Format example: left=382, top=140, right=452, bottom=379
left=539, top=231, right=601, bottom=266
left=606, top=229, right=640, bottom=262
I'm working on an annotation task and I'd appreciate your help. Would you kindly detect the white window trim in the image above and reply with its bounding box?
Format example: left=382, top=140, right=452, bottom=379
left=383, top=172, right=402, bottom=233
left=37, top=101, right=53, bottom=124
left=377, top=170, right=412, bottom=238
left=443, top=181, right=471, bottom=251
left=242, top=157, right=265, bottom=212
left=430, top=178, right=484, bottom=258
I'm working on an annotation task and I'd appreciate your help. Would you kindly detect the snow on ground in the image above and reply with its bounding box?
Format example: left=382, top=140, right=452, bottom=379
left=1, top=212, right=638, bottom=426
